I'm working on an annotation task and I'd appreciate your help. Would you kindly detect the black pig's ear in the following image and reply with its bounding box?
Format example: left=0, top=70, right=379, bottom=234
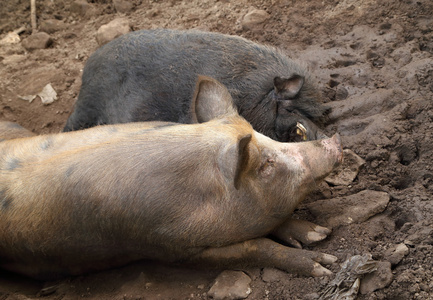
left=274, top=75, right=305, bottom=99
left=218, top=133, right=252, bottom=190
left=191, top=75, right=238, bottom=123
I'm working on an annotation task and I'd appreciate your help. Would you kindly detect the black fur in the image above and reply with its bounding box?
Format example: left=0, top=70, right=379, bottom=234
left=64, top=29, right=328, bottom=141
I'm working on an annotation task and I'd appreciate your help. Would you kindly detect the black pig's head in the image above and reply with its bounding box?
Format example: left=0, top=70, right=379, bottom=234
left=272, top=75, right=330, bottom=143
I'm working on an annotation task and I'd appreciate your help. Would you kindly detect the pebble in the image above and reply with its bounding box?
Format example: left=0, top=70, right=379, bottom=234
left=96, top=18, right=131, bottom=46
left=70, top=0, right=93, bottom=17
left=39, top=19, right=65, bottom=33
left=113, top=0, right=133, bottom=13
left=21, top=32, right=53, bottom=50
left=241, top=9, right=269, bottom=31
left=325, top=149, right=365, bottom=186
left=384, top=243, right=409, bottom=266
left=207, top=270, right=252, bottom=300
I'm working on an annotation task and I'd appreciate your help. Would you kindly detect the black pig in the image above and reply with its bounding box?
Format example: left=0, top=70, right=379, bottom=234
left=64, top=29, right=328, bottom=142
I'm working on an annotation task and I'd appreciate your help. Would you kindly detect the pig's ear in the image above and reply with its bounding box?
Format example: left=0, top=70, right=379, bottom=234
left=234, top=134, right=252, bottom=190
left=191, top=75, right=238, bottom=123
left=274, top=75, right=304, bottom=99
left=218, top=133, right=252, bottom=190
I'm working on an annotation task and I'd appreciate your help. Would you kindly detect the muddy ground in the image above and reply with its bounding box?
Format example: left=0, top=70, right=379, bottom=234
left=0, top=0, right=432, bottom=299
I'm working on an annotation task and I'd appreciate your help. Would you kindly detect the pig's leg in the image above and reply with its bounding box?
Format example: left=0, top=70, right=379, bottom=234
left=187, top=238, right=337, bottom=277
left=271, top=218, right=331, bottom=249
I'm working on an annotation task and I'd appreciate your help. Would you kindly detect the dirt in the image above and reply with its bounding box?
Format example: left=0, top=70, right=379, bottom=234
left=0, top=0, right=432, bottom=299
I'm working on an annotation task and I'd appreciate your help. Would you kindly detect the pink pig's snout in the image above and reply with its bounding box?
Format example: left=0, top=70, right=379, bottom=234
left=285, top=133, right=343, bottom=183
left=321, top=133, right=344, bottom=167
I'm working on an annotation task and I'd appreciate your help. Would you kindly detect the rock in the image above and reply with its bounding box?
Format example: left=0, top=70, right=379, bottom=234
left=21, top=32, right=53, bottom=50
left=241, top=9, right=269, bottom=31
left=261, top=268, right=286, bottom=283
left=208, top=270, right=252, bottom=300
left=70, top=0, right=93, bottom=17
left=96, top=18, right=130, bottom=46
left=384, top=243, right=409, bottom=266
left=0, top=32, right=21, bottom=45
left=113, top=0, right=133, bottom=13
left=39, top=19, right=65, bottom=34
left=360, top=261, right=393, bottom=294
left=307, top=190, right=390, bottom=228
left=325, top=149, right=365, bottom=186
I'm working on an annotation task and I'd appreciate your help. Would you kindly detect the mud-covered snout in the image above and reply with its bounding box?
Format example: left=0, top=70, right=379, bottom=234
left=321, top=133, right=344, bottom=167
left=286, top=133, right=343, bottom=183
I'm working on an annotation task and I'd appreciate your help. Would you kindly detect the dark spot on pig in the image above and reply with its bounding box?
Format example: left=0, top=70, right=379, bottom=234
left=0, top=139, right=4, bottom=142
left=107, top=126, right=118, bottom=133
left=65, top=165, right=76, bottom=178
left=40, top=137, right=53, bottom=150
left=153, top=123, right=177, bottom=129
left=6, top=158, right=21, bottom=171
left=132, top=123, right=178, bottom=135
left=0, top=189, right=13, bottom=210
left=6, top=122, right=23, bottom=129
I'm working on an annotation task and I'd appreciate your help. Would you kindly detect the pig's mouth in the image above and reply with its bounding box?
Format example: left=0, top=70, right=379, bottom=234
left=296, top=122, right=308, bottom=141
left=288, top=122, right=329, bottom=142
left=289, top=122, right=308, bottom=142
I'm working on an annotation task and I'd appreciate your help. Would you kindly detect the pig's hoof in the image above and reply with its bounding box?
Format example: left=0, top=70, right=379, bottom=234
left=310, top=253, right=337, bottom=277
left=272, top=218, right=331, bottom=248
left=312, top=262, right=333, bottom=277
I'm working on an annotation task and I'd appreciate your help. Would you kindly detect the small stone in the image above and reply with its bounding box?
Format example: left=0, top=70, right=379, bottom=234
left=241, top=9, right=269, bottom=31
left=21, top=32, right=53, bottom=50
left=384, top=243, right=409, bottom=266
left=208, top=270, right=252, bottom=300
left=261, top=268, right=286, bottom=283
left=360, top=261, right=393, bottom=294
left=113, top=0, right=133, bottom=13
left=70, top=0, right=92, bottom=17
left=96, top=18, right=131, bottom=46
left=39, top=19, right=65, bottom=34
left=325, top=149, right=365, bottom=186
left=0, top=31, right=21, bottom=45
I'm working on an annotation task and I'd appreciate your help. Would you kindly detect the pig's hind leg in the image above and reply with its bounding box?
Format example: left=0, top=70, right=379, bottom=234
left=187, top=238, right=337, bottom=277
left=271, top=218, right=331, bottom=249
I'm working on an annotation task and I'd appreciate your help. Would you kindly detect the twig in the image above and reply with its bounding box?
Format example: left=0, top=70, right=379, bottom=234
left=30, top=0, right=37, bottom=33
left=13, top=26, right=26, bottom=35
